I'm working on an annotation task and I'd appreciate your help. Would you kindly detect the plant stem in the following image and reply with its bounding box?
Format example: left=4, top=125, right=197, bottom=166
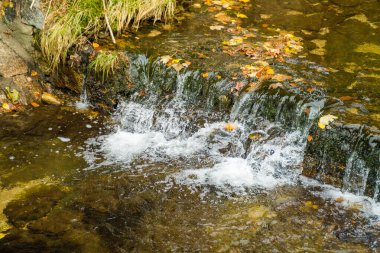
left=102, top=0, right=116, bottom=44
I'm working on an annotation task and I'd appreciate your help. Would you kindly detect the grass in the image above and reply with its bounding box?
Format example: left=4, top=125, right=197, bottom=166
left=40, top=0, right=176, bottom=70
left=89, top=51, right=120, bottom=81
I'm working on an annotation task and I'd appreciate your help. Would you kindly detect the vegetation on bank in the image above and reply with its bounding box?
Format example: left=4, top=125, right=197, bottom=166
left=40, top=0, right=176, bottom=70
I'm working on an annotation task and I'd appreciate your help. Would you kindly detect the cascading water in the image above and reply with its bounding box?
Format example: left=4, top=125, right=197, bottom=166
left=84, top=56, right=380, bottom=220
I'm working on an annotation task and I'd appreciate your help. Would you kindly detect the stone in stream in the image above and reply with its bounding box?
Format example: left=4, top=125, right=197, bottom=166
left=41, top=92, right=62, bottom=106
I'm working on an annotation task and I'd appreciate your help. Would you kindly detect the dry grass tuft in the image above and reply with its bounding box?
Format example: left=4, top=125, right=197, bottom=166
left=40, top=0, right=176, bottom=70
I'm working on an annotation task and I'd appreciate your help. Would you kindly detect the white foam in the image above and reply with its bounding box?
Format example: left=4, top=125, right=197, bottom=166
left=174, top=157, right=286, bottom=194
left=301, top=176, right=380, bottom=221
left=100, top=130, right=166, bottom=163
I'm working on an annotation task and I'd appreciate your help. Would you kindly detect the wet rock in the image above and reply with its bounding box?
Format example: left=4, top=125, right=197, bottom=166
left=4, top=185, right=66, bottom=228
left=330, top=0, right=365, bottom=7
left=41, top=92, right=62, bottom=106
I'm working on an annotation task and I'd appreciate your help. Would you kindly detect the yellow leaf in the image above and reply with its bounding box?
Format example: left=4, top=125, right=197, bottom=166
left=318, top=114, right=338, bottom=129
left=210, top=25, right=224, bottom=30
left=2, top=103, right=10, bottom=110
left=0, top=233, right=6, bottom=239
left=266, top=67, right=274, bottom=75
left=347, top=108, right=359, bottom=114
left=307, top=135, right=313, bottom=142
left=31, top=102, right=40, bottom=108
left=236, top=13, right=248, bottom=19
left=224, top=122, right=238, bottom=132
left=202, top=72, right=209, bottom=78
left=31, top=70, right=38, bottom=77
left=216, top=75, right=222, bottom=79
left=171, top=58, right=181, bottom=64
left=239, top=0, right=250, bottom=2
left=92, top=42, right=100, bottom=48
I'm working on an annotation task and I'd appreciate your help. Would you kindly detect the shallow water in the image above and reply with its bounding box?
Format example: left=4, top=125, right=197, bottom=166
left=1, top=0, right=380, bottom=252
left=0, top=97, right=379, bottom=252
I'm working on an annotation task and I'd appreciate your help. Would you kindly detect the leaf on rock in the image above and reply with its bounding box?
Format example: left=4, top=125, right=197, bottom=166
left=224, top=122, right=238, bottom=132
left=318, top=114, right=337, bottom=129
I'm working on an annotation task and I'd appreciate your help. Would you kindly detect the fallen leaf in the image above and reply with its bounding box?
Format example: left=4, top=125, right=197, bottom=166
left=269, top=83, right=283, bottom=89
left=347, top=108, right=359, bottom=114
left=31, top=70, right=38, bottom=77
left=193, top=3, right=201, bottom=8
left=171, top=63, right=184, bottom=72
left=182, top=61, right=192, bottom=67
left=210, top=25, right=225, bottom=30
left=236, top=13, right=248, bottom=19
left=147, top=30, right=162, bottom=37
left=160, top=55, right=172, bottom=64
left=215, top=12, right=232, bottom=23
left=31, top=102, right=40, bottom=108
left=307, top=87, right=316, bottom=93
left=2, top=103, right=10, bottom=110
left=340, top=96, right=355, bottom=101
left=307, top=135, right=313, bottom=142
left=235, top=82, right=245, bottom=91
left=318, top=114, right=337, bottom=129
left=202, top=72, right=209, bottom=78
left=92, top=42, right=100, bottom=48
left=271, top=74, right=292, bottom=82
left=249, top=132, right=263, bottom=141
left=336, top=197, right=344, bottom=203
left=262, top=24, right=269, bottom=28
left=224, top=122, right=238, bottom=132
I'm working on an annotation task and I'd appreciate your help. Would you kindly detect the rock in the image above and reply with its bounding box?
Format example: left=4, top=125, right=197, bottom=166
left=20, top=0, right=45, bottom=29
left=0, top=40, right=28, bottom=78
left=41, top=92, right=62, bottom=106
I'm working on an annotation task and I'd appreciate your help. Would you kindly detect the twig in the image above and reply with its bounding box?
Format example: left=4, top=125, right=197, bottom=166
left=30, top=0, right=36, bottom=9
left=102, top=0, right=116, bottom=44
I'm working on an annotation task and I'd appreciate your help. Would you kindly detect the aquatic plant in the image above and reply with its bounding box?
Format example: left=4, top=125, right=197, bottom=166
left=40, top=0, right=176, bottom=70
left=89, top=51, right=121, bottom=81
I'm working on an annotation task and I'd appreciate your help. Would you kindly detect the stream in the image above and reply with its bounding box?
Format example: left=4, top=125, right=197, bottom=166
left=1, top=0, right=380, bottom=252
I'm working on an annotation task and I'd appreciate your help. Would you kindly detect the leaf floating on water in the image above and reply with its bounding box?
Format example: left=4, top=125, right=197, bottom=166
left=347, top=108, right=359, bottom=114
left=268, top=83, right=283, bottom=90
left=147, top=30, right=162, bottom=37
left=210, top=25, right=225, bottom=30
left=215, top=12, right=232, bottom=23
left=271, top=74, right=292, bottom=82
left=340, top=96, right=355, bottom=102
left=224, top=122, right=238, bottom=132
left=318, top=114, right=337, bottom=129
left=236, top=13, right=248, bottom=19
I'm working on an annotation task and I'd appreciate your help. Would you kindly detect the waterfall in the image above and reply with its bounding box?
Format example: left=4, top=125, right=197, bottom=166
left=83, top=55, right=380, bottom=219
